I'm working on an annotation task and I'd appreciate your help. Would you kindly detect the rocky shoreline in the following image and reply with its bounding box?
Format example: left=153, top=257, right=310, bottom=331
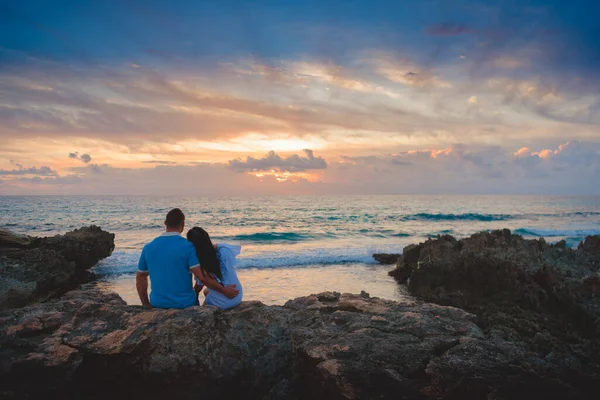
left=1, top=227, right=600, bottom=399
left=388, top=230, right=600, bottom=399
left=0, top=226, right=114, bottom=310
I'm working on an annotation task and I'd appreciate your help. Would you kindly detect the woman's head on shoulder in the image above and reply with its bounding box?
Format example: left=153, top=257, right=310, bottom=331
left=186, top=226, right=223, bottom=281
left=187, top=226, right=209, bottom=242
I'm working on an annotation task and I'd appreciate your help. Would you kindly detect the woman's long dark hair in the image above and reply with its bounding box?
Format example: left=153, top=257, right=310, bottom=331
left=187, top=227, right=223, bottom=281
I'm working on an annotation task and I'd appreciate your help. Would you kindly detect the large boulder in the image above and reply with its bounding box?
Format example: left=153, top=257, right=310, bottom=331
left=1, top=289, right=596, bottom=399
left=389, top=231, right=600, bottom=307
left=388, top=230, right=600, bottom=392
left=0, top=226, right=114, bottom=310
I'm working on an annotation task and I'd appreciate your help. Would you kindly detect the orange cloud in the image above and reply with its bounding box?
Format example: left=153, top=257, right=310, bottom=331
left=514, top=147, right=531, bottom=157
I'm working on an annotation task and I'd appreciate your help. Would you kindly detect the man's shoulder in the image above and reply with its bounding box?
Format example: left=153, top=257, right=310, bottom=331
left=144, top=236, right=163, bottom=248
left=174, top=235, right=194, bottom=247
left=159, top=235, right=194, bottom=249
left=144, top=234, right=193, bottom=251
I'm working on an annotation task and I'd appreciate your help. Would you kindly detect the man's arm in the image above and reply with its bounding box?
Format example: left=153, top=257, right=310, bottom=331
left=136, top=271, right=151, bottom=306
left=137, top=247, right=151, bottom=306
left=191, top=266, right=239, bottom=299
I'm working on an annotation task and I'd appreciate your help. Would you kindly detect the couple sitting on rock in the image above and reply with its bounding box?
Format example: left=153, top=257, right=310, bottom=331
left=136, top=208, right=242, bottom=309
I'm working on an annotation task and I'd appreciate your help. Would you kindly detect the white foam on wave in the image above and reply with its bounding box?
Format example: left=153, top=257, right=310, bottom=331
left=93, top=246, right=403, bottom=276
left=515, top=228, right=600, bottom=237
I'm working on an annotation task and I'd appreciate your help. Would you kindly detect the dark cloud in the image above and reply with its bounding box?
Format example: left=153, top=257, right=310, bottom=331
left=69, top=152, right=92, bottom=163
left=0, top=165, right=57, bottom=176
left=228, top=149, right=327, bottom=173
left=67, top=164, right=111, bottom=175
left=391, top=158, right=413, bottom=166
left=426, top=23, right=473, bottom=36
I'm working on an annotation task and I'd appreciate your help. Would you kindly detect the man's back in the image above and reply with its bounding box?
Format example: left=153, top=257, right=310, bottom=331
left=138, top=232, right=199, bottom=308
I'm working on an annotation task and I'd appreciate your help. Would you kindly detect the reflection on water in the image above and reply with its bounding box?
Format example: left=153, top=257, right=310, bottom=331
left=92, top=263, right=410, bottom=306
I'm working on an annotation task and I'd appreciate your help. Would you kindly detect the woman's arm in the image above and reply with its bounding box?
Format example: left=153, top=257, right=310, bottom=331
left=190, top=266, right=239, bottom=299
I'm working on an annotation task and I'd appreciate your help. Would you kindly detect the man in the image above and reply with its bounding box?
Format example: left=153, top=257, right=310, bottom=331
left=136, top=208, right=239, bottom=308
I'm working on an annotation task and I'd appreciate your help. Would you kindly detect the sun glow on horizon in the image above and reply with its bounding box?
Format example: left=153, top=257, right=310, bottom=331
left=250, top=170, right=322, bottom=183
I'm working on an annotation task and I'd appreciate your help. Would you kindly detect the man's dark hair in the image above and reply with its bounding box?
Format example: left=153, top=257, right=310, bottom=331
left=165, top=208, right=185, bottom=228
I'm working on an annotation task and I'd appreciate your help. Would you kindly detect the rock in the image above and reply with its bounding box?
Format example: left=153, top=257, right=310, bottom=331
left=582, top=274, right=600, bottom=296
left=0, top=226, right=114, bottom=310
left=0, top=229, right=32, bottom=251
left=2, top=290, right=595, bottom=399
left=372, top=253, right=400, bottom=264
left=316, top=291, right=340, bottom=302
left=553, top=239, right=567, bottom=249
left=388, top=229, right=600, bottom=397
left=579, top=235, right=600, bottom=254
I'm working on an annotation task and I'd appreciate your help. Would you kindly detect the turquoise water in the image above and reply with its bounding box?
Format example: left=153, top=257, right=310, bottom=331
left=2, top=195, right=599, bottom=304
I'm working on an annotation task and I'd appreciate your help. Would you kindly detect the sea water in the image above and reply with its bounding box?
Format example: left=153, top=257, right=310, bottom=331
left=1, top=195, right=599, bottom=305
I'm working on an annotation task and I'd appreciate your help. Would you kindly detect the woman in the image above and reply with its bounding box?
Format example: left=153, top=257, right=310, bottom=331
left=186, top=227, right=243, bottom=309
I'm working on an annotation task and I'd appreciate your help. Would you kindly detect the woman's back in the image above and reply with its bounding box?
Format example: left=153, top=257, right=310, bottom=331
left=204, top=243, right=243, bottom=309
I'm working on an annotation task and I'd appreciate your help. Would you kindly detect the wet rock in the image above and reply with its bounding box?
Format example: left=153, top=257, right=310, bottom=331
left=372, top=253, right=400, bottom=264
left=0, top=226, right=114, bottom=310
left=2, top=290, right=594, bottom=399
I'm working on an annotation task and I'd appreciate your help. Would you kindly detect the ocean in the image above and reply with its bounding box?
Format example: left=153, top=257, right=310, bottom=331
left=2, top=195, right=599, bottom=305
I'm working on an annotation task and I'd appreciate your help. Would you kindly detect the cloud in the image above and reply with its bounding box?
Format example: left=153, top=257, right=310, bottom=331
left=0, top=60, right=426, bottom=145
left=368, top=53, right=452, bottom=89
left=1, top=1, right=600, bottom=191
left=67, top=163, right=111, bottom=175
left=0, top=162, right=326, bottom=196
left=0, top=141, right=598, bottom=195
left=0, top=165, right=57, bottom=176
left=323, top=141, right=600, bottom=195
left=339, top=155, right=382, bottom=165
left=141, top=160, right=177, bottom=165
left=513, top=140, right=600, bottom=167
left=228, top=149, right=327, bottom=173
left=68, top=152, right=92, bottom=163
left=15, top=175, right=82, bottom=185
left=426, top=23, right=473, bottom=36
left=1, top=48, right=598, bottom=158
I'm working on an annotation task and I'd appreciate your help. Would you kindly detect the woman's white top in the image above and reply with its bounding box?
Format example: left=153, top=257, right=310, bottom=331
left=204, top=243, right=243, bottom=309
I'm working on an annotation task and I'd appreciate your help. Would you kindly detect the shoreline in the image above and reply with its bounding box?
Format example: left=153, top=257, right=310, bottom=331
left=92, top=262, right=409, bottom=306
left=2, top=226, right=600, bottom=399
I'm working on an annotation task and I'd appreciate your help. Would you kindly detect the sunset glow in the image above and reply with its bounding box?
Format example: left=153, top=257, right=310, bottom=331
left=0, top=0, right=599, bottom=195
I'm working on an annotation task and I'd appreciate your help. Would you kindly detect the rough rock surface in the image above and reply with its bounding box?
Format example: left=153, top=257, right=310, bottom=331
left=372, top=253, right=400, bottom=264
left=0, top=229, right=32, bottom=250
left=389, top=229, right=600, bottom=397
left=0, top=226, right=114, bottom=310
left=2, top=289, right=596, bottom=400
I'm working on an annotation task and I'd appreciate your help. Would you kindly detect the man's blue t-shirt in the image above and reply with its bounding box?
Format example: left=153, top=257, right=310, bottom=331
left=138, top=232, right=199, bottom=309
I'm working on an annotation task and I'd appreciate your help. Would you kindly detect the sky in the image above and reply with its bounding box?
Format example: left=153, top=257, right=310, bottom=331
left=1, top=0, right=599, bottom=195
